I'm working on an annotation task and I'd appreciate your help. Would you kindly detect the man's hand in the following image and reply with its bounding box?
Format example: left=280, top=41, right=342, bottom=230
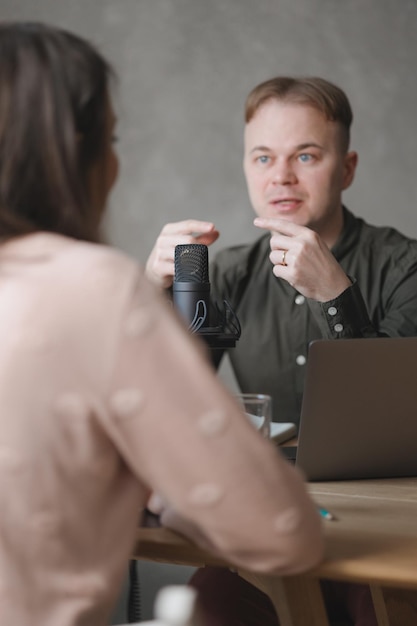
left=145, top=220, right=220, bottom=289
left=254, top=217, right=351, bottom=301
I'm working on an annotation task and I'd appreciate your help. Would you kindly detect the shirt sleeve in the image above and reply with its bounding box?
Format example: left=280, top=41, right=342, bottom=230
left=307, top=280, right=378, bottom=339
left=308, top=248, right=417, bottom=339
left=102, top=266, right=323, bottom=575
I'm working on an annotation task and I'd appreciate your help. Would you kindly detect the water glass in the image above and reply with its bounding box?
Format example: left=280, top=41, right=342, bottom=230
left=235, top=393, right=271, bottom=439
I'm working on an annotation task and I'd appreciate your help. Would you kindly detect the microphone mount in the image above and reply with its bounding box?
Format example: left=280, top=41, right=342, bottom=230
left=194, top=299, right=241, bottom=349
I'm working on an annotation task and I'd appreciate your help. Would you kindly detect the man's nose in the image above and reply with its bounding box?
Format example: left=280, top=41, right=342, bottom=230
left=271, top=159, right=297, bottom=185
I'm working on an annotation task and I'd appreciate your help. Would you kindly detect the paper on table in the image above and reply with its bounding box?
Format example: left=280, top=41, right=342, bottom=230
left=246, top=413, right=297, bottom=444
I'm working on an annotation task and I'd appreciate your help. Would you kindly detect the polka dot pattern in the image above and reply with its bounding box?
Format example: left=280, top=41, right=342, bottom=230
left=273, top=507, right=301, bottom=534
left=197, top=409, right=228, bottom=437
left=188, top=483, right=223, bottom=507
left=30, top=511, right=61, bottom=535
left=0, top=447, right=24, bottom=472
left=110, top=388, right=144, bottom=419
left=54, top=393, right=89, bottom=420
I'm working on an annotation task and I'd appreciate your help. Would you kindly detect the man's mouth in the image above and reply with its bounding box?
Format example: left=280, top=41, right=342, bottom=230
left=268, top=198, right=303, bottom=210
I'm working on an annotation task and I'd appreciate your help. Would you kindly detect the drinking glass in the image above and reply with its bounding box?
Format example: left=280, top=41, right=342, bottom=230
left=235, top=393, right=272, bottom=439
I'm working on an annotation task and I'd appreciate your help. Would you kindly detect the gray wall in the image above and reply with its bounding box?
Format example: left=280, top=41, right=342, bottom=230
left=2, top=0, right=417, bottom=262
left=2, top=0, right=416, bottom=621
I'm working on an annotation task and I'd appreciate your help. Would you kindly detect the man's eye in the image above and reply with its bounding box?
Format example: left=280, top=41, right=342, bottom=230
left=298, top=153, right=313, bottom=163
left=256, top=155, right=270, bottom=164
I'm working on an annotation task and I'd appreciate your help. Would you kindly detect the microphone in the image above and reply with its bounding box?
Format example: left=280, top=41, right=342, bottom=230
left=173, top=243, right=241, bottom=349
left=173, top=244, right=210, bottom=332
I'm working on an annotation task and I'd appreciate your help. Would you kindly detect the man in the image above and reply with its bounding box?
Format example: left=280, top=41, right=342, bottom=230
left=146, top=76, right=417, bottom=428
left=146, top=76, right=417, bottom=625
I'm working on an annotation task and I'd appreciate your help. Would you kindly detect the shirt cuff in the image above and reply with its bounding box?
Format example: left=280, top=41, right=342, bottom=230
left=307, top=279, right=375, bottom=339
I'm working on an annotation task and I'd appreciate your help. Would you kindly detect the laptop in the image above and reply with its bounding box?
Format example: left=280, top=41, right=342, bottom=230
left=283, top=337, right=417, bottom=481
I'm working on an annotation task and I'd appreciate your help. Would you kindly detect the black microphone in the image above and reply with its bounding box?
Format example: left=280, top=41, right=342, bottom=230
left=173, top=243, right=241, bottom=349
left=173, top=244, right=210, bottom=331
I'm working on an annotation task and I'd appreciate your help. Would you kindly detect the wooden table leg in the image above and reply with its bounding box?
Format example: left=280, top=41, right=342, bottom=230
left=381, top=587, right=417, bottom=626
left=370, top=585, right=390, bottom=626
left=239, top=572, right=329, bottom=626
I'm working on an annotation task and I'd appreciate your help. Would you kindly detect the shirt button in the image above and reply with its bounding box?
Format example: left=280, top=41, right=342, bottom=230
left=295, top=294, right=305, bottom=305
left=334, top=323, right=344, bottom=333
left=327, top=306, right=337, bottom=316
left=296, top=355, right=306, bottom=366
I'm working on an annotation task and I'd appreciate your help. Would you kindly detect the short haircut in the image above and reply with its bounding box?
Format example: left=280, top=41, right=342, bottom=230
left=0, top=21, right=114, bottom=242
left=245, top=76, right=353, bottom=152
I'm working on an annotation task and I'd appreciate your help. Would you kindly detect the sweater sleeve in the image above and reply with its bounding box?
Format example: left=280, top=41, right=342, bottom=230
left=102, top=265, right=323, bottom=575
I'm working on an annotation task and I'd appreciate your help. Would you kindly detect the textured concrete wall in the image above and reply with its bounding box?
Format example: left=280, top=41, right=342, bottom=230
left=2, top=0, right=416, bottom=264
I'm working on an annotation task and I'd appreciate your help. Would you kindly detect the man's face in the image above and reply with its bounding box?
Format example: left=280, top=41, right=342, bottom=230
left=243, top=99, right=357, bottom=237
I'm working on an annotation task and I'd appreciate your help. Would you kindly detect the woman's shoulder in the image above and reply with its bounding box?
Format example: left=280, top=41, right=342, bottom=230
left=49, top=234, right=146, bottom=300
left=34, top=232, right=140, bottom=275
left=45, top=232, right=138, bottom=268
left=1, top=231, right=137, bottom=265
left=2, top=232, right=146, bottom=303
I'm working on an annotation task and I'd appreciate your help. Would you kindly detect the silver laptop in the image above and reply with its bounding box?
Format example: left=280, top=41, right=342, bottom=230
left=288, top=337, right=417, bottom=481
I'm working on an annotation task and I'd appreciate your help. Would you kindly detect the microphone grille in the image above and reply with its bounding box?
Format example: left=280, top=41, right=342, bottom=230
left=174, top=244, right=209, bottom=283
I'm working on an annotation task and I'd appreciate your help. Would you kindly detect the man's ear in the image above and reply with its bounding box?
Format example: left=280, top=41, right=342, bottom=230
left=342, top=151, right=358, bottom=190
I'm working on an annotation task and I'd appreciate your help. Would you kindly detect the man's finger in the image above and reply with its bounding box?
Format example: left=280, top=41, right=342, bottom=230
left=253, top=217, right=304, bottom=237
left=162, top=220, right=216, bottom=236
left=195, top=230, right=220, bottom=246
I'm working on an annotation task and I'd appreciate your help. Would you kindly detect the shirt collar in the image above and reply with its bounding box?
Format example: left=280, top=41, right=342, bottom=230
left=331, top=206, right=362, bottom=261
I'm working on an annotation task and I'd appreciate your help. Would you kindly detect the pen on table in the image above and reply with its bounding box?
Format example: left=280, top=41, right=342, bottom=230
left=318, top=506, right=338, bottom=521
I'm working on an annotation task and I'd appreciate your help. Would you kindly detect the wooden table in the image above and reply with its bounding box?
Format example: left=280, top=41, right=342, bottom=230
left=134, top=477, right=417, bottom=626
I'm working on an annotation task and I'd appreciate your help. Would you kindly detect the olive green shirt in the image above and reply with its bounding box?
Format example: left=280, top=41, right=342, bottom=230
left=211, top=208, right=417, bottom=427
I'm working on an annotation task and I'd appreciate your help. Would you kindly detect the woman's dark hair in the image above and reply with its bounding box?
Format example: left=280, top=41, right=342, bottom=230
left=0, top=21, right=115, bottom=242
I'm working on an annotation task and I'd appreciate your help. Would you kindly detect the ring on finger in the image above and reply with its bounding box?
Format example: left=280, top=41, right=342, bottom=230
left=281, top=250, right=288, bottom=266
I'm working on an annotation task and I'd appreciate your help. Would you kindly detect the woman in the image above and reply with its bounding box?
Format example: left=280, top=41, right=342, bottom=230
left=0, top=22, right=322, bottom=626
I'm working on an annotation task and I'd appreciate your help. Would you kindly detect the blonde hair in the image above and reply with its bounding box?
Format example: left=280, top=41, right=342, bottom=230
left=245, top=76, right=353, bottom=152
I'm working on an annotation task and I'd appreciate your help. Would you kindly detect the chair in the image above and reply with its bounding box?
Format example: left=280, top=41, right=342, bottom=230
left=120, top=585, right=198, bottom=625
